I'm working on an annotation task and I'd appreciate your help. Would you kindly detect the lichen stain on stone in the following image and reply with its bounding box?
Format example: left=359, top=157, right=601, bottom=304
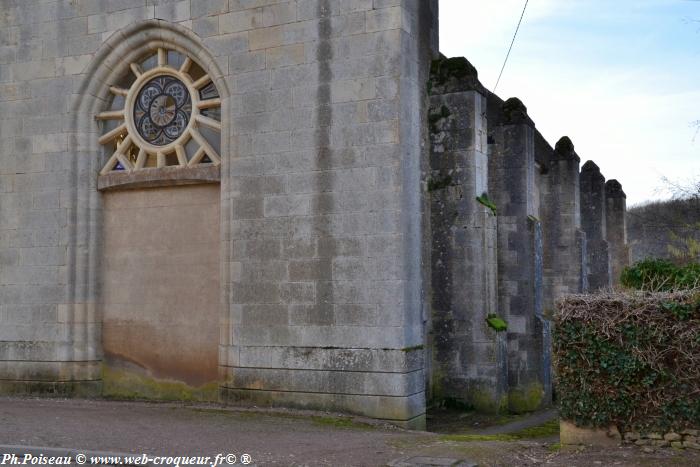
left=427, top=174, right=454, bottom=192
left=102, top=365, right=218, bottom=402
left=508, top=383, right=545, bottom=414
left=470, top=389, right=509, bottom=414
left=428, top=105, right=451, bottom=129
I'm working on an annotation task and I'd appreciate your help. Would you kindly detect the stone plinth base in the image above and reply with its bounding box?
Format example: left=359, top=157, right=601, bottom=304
left=220, top=387, right=426, bottom=430
left=0, top=380, right=102, bottom=397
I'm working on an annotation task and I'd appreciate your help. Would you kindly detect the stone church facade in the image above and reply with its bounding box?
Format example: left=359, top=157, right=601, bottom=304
left=0, top=0, right=628, bottom=429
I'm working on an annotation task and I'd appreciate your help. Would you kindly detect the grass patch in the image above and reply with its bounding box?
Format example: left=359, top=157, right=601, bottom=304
left=439, top=419, right=559, bottom=443
left=511, top=419, right=559, bottom=438
left=310, top=416, right=375, bottom=430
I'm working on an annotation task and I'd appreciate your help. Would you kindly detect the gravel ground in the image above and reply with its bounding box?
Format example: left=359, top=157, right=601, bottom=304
left=1, top=398, right=698, bottom=466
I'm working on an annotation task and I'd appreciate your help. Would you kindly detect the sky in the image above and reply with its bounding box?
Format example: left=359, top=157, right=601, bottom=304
left=439, top=0, right=700, bottom=206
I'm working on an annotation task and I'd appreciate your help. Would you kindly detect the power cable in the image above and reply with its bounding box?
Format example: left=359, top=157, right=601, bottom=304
left=494, top=0, right=529, bottom=92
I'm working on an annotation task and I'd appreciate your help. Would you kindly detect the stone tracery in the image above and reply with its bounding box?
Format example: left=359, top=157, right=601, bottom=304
left=96, top=47, right=221, bottom=175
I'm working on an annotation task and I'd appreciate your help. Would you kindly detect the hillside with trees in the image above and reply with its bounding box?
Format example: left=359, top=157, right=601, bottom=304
left=628, top=185, right=700, bottom=263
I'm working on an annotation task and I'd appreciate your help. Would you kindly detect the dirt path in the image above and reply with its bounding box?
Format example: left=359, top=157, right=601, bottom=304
left=1, top=398, right=697, bottom=466
left=471, top=409, right=558, bottom=436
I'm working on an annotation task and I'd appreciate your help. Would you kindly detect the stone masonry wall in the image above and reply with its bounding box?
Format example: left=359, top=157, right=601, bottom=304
left=426, top=57, right=629, bottom=413
left=541, top=137, right=587, bottom=312
left=606, top=180, right=630, bottom=285
left=580, top=160, right=611, bottom=290
left=487, top=96, right=549, bottom=413
left=219, top=0, right=439, bottom=429
left=1, top=1, right=631, bottom=425
left=427, top=58, right=504, bottom=412
left=0, top=0, right=439, bottom=428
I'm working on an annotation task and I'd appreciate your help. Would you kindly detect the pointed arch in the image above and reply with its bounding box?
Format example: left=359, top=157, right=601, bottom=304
left=64, top=20, right=231, bottom=382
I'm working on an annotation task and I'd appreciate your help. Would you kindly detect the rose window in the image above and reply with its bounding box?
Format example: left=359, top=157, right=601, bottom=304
left=96, top=48, right=221, bottom=174
left=134, top=76, right=192, bottom=145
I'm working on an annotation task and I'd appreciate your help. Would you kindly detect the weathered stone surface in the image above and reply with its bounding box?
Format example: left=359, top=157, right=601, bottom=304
left=101, top=185, right=220, bottom=394
left=427, top=67, right=505, bottom=412
left=488, top=95, right=549, bottom=412
left=606, top=179, right=630, bottom=285
left=580, top=160, right=611, bottom=290
left=542, top=136, right=587, bottom=315
left=97, top=165, right=220, bottom=191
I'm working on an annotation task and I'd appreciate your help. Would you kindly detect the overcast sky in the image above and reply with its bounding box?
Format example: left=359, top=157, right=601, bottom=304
left=439, top=0, right=700, bottom=206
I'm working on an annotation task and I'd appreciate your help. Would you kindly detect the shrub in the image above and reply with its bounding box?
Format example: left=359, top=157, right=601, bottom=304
left=554, top=290, right=700, bottom=433
left=620, top=258, right=700, bottom=291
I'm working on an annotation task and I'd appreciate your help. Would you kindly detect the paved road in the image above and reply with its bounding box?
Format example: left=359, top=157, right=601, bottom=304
left=1, top=398, right=698, bottom=466
left=0, top=398, right=452, bottom=466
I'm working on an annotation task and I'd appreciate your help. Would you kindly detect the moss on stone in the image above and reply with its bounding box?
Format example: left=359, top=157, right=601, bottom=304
left=102, top=365, right=218, bottom=402
left=508, top=383, right=545, bottom=414
left=501, top=97, right=529, bottom=124
left=470, top=389, right=509, bottom=414
left=429, top=57, right=481, bottom=92
left=555, top=136, right=577, bottom=160
left=442, top=58, right=474, bottom=75
left=476, top=193, right=497, bottom=215
left=486, top=314, right=507, bottom=332
left=431, top=57, right=477, bottom=82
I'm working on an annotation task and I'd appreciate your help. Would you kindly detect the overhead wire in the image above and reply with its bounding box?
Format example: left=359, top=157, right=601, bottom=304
left=493, top=0, right=530, bottom=92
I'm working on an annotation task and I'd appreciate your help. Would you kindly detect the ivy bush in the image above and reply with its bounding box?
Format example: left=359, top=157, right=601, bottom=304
left=621, top=258, right=700, bottom=291
left=554, top=290, right=700, bottom=432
